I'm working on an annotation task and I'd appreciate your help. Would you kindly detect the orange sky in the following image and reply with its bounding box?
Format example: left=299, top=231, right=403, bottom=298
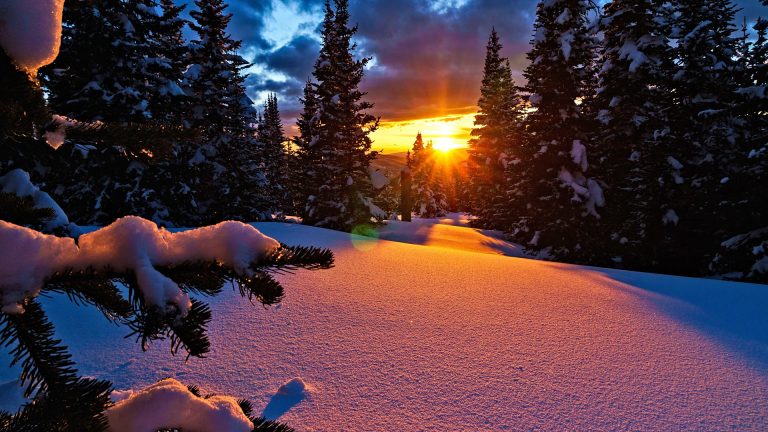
left=370, top=112, right=477, bottom=154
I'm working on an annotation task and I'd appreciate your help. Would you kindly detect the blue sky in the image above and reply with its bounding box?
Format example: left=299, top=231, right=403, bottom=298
left=177, top=0, right=767, bottom=129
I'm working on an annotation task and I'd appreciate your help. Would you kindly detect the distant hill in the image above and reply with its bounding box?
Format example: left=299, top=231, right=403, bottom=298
left=372, top=148, right=469, bottom=176
left=372, top=152, right=408, bottom=174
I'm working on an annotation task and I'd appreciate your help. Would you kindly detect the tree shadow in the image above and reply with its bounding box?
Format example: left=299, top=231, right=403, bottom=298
left=589, top=266, right=768, bottom=367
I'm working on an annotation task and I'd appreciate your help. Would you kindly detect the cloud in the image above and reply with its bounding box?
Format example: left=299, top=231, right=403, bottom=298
left=184, top=0, right=768, bottom=130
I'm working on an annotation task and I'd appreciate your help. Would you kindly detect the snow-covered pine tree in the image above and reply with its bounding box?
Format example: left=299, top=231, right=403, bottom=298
left=43, top=0, right=176, bottom=123
left=37, top=1, right=196, bottom=226
left=508, top=0, right=603, bottom=260
left=185, top=0, right=269, bottom=224
left=1, top=34, right=330, bottom=429
left=146, top=0, right=191, bottom=125
left=186, top=0, right=252, bottom=136
left=590, top=0, right=676, bottom=269
left=468, top=29, right=523, bottom=228
left=663, top=0, right=745, bottom=274
left=409, top=133, right=448, bottom=218
left=296, top=0, right=382, bottom=231
left=257, top=93, right=289, bottom=214
left=709, top=10, right=768, bottom=281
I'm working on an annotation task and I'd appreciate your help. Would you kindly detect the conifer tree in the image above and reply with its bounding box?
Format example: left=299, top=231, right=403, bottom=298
left=663, top=0, right=745, bottom=274
left=709, top=8, right=768, bottom=280
left=468, top=29, right=522, bottom=228
left=185, top=0, right=267, bottom=223
left=43, top=0, right=179, bottom=123
left=147, top=0, right=191, bottom=125
left=186, top=0, right=253, bottom=136
left=409, top=133, right=448, bottom=218
left=2, top=44, right=329, bottom=430
left=590, top=0, right=675, bottom=269
left=257, top=94, right=289, bottom=213
left=508, top=0, right=603, bottom=259
left=296, top=0, right=382, bottom=231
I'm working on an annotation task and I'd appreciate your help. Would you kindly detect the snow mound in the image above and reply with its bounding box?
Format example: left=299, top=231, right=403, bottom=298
left=0, top=0, right=65, bottom=73
left=276, top=377, right=314, bottom=397
left=0, top=169, right=70, bottom=232
left=0, top=217, right=280, bottom=314
left=106, top=378, right=253, bottom=432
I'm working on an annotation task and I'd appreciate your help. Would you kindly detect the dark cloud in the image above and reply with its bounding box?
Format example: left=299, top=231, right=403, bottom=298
left=183, top=0, right=768, bottom=126
left=255, top=34, right=320, bottom=80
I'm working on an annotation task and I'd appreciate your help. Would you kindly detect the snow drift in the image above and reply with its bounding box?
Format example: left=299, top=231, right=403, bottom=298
left=0, top=216, right=279, bottom=314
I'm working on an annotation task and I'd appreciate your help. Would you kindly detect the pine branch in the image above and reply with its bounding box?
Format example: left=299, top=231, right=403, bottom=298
left=237, top=398, right=254, bottom=417
left=0, top=193, right=55, bottom=230
left=43, top=273, right=133, bottom=324
left=157, top=262, right=228, bottom=297
left=126, top=299, right=212, bottom=359
left=51, top=118, right=198, bottom=160
left=0, top=299, right=78, bottom=398
left=0, top=378, right=112, bottom=432
left=257, top=244, right=335, bottom=273
left=251, top=416, right=296, bottom=432
left=236, top=273, right=284, bottom=306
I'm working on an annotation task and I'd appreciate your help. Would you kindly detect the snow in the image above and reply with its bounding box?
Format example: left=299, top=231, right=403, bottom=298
left=375, top=213, right=525, bottom=257
left=662, top=208, right=680, bottom=226
left=0, top=216, right=279, bottom=315
left=106, top=378, right=253, bottom=432
left=0, top=169, right=70, bottom=232
left=736, top=86, right=767, bottom=99
left=0, top=0, right=65, bottom=73
left=43, top=114, right=76, bottom=150
left=2, top=221, right=768, bottom=430
left=618, top=40, right=648, bottom=73
left=368, top=166, right=390, bottom=190
left=667, top=156, right=684, bottom=170
left=559, top=29, right=574, bottom=60
left=570, top=139, right=588, bottom=171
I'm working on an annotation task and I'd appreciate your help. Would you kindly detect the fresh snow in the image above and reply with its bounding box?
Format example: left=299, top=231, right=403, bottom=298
left=368, top=166, right=390, bottom=190
left=0, top=0, right=65, bottom=72
left=2, top=220, right=767, bottom=430
left=0, top=169, right=70, bottom=232
left=0, top=216, right=279, bottom=315
left=106, top=378, right=253, bottom=432
left=375, top=213, right=525, bottom=257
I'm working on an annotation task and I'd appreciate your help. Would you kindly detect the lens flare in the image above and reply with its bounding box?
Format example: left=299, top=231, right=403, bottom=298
left=350, top=224, right=379, bottom=251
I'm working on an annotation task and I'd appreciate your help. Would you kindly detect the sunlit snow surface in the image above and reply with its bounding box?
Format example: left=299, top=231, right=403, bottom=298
left=2, top=219, right=768, bottom=430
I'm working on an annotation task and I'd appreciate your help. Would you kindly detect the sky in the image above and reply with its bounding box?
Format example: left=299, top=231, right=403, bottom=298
left=178, top=0, right=766, bottom=152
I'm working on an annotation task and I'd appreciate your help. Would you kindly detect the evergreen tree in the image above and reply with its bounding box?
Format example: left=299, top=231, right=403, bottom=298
left=468, top=29, right=523, bottom=228
left=709, top=10, right=768, bottom=281
left=185, top=0, right=268, bottom=223
left=147, top=0, right=191, bottom=125
left=257, top=94, right=289, bottom=213
left=507, top=0, right=603, bottom=259
left=409, top=133, right=448, bottom=218
left=663, top=0, right=744, bottom=274
left=295, top=0, right=382, bottom=231
left=186, top=0, right=253, bottom=136
left=590, top=0, right=675, bottom=269
left=2, top=47, right=330, bottom=429
left=43, top=0, right=183, bottom=123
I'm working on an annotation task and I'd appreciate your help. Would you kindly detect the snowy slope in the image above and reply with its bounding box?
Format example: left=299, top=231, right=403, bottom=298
left=376, top=213, right=526, bottom=257
left=2, top=222, right=768, bottom=430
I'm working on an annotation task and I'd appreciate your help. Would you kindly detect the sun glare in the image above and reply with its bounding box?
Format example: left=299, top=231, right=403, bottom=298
left=371, top=113, right=475, bottom=153
left=432, top=136, right=462, bottom=152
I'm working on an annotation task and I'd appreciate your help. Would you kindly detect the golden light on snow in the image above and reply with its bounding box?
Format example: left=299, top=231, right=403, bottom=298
left=0, top=0, right=66, bottom=73
left=370, top=112, right=475, bottom=152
